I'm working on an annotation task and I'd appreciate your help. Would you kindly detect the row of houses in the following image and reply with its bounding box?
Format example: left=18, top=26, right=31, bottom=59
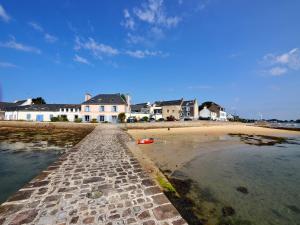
left=0, top=93, right=229, bottom=122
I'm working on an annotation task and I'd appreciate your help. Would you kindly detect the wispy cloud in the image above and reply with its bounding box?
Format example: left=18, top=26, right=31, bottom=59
left=263, top=48, right=300, bottom=76
left=121, top=0, right=181, bottom=45
left=0, top=37, right=41, bottom=54
left=0, top=4, right=10, bottom=23
left=125, top=49, right=167, bottom=58
left=74, top=37, right=119, bottom=59
left=73, top=54, right=91, bottom=65
left=0, top=61, right=17, bottom=68
left=28, top=21, right=58, bottom=43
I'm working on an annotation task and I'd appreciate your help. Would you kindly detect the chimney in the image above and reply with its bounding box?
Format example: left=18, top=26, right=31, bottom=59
left=85, top=93, right=92, bottom=101
left=125, top=94, right=131, bottom=113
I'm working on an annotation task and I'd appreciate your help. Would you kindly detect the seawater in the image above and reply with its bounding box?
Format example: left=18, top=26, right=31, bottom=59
left=0, top=148, right=61, bottom=203
left=177, top=140, right=300, bottom=225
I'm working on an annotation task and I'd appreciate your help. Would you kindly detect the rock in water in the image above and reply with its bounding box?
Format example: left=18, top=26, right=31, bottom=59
left=222, top=206, right=235, bottom=217
left=236, top=186, right=249, bottom=194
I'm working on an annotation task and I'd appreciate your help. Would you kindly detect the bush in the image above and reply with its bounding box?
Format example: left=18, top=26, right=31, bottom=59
left=118, top=112, right=126, bottom=123
left=141, top=116, right=149, bottom=122
left=50, top=115, right=69, bottom=122
left=158, top=118, right=165, bottom=122
left=91, top=118, right=98, bottom=123
left=166, top=115, right=176, bottom=121
left=74, top=118, right=82, bottom=123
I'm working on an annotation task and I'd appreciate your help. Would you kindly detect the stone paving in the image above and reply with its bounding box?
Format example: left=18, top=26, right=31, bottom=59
left=0, top=125, right=187, bottom=225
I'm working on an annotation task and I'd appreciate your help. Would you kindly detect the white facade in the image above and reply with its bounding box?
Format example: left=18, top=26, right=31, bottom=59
left=5, top=111, right=60, bottom=122
left=199, top=106, right=219, bottom=121
left=59, top=108, right=81, bottom=122
left=218, top=110, right=227, bottom=121
left=149, top=104, right=163, bottom=120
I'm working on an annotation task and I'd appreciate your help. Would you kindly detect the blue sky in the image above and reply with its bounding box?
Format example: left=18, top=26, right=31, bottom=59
left=0, top=0, right=300, bottom=119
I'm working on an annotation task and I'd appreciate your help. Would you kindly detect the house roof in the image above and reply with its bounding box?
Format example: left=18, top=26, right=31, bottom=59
left=4, top=104, right=81, bottom=112
left=14, top=100, right=27, bottom=105
left=131, top=103, right=149, bottom=112
left=82, top=94, right=127, bottom=105
left=183, top=100, right=196, bottom=107
left=0, top=102, right=18, bottom=111
left=155, top=99, right=183, bottom=107
left=199, top=101, right=224, bottom=113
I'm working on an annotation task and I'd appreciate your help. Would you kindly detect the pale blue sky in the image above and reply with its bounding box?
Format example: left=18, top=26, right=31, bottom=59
left=0, top=0, right=300, bottom=119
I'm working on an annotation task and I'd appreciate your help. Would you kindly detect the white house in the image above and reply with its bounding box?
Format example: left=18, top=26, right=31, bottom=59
left=4, top=104, right=81, bottom=122
left=199, top=102, right=227, bottom=121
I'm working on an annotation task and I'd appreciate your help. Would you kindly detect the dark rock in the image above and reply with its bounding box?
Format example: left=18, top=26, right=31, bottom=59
left=236, top=186, right=249, bottom=194
left=222, top=206, right=235, bottom=217
left=7, top=190, right=34, bottom=202
left=10, top=209, right=38, bottom=225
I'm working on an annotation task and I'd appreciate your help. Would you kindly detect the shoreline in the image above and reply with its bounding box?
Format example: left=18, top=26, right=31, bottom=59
left=127, top=124, right=300, bottom=224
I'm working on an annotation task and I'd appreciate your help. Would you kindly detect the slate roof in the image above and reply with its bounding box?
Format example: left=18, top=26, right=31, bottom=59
left=182, top=100, right=196, bottom=107
left=14, top=100, right=27, bottom=105
left=155, top=99, right=183, bottom=106
left=199, top=101, right=224, bottom=113
left=0, top=102, right=18, bottom=111
left=4, top=104, right=81, bottom=112
left=82, top=94, right=127, bottom=105
left=131, top=103, right=149, bottom=112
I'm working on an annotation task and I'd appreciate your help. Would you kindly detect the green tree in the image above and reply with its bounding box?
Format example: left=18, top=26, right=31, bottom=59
left=118, top=112, right=126, bottom=123
left=32, top=97, right=46, bottom=104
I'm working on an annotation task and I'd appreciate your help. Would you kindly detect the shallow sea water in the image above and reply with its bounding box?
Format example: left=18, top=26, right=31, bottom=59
left=0, top=147, right=61, bottom=203
left=139, top=133, right=300, bottom=225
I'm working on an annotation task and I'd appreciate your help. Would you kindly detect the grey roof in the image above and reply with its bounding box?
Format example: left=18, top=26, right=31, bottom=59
left=199, top=101, right=224, bottom=113
left=0, top=102, right=18, bottom=111
left=182, top=100, right=195, bottom=107
left=131, top=103, right=148, bottom=112
left=155, top=99, right=183, bottom=106
left=82, top=94, right=127, bottom=105
left=4, top=104, right=81, bottom=112
left=14, top=100, right=27, bottom=105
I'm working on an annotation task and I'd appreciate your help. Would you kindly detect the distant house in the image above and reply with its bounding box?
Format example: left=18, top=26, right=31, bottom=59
left=128, top=102, right=151, bottom=121
left=157, top=99, right=183, bottom=120
left=0, top=99, right=33, bottom=120
left=199, top=101, right=227, bottom=121
left=182, top=99, right=199, bottom=120
left=4, top=104, right=80, bottom=122
left=81, top=93, right=130, bottom=123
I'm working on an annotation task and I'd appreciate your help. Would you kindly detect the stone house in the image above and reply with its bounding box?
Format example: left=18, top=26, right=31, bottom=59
left=182, top=99, right=199, bottom=120
left=157, top=99, right=183, bottom=120
left=81, top=93, right=130, bottom=123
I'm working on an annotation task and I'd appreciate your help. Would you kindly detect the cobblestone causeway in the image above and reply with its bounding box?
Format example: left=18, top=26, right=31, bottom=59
left=0, top=125, right=187, bottom=225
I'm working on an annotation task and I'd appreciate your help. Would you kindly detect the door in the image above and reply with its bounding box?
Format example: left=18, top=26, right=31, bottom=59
left=36, top=114, right=44, bottom=122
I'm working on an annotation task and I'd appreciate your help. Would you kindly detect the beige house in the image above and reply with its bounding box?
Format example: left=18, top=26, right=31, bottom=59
left=81, top=93, right=130, bottom=123
left=156, top=99, right=183, bottom=120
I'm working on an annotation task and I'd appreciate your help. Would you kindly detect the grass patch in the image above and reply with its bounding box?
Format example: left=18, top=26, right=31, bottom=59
left=156, top=174, right=177, bottom=193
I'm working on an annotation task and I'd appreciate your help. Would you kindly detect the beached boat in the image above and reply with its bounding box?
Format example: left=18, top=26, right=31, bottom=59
left=137, top=138, right=154, bottom=144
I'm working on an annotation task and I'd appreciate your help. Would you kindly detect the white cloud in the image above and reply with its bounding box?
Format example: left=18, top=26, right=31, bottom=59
left=28, top=21, right=58, bottom=43
left=0, top=61, right=17, bottom=68
left=133, top=0, right=181, bottom=28
left=0, top=37, right=41, bottom=54
left=28, top=22, right=44, bottom=32
left=44, top=33, right=57, bottom=43
left=269, top=67, right=288, bottom=76
left=121, top=9, right=135, bottom=30
left=0, top=5, right=10, bottom=23
left=74, top=37, right=119, bottom=59
left=73, top=54, right=91, bottom=65
left=263, top=48, right=300, bottom=76
left=125, top=49, right=167, bottom=58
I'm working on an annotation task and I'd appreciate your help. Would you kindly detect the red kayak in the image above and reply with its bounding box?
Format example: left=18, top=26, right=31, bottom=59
left=137, top=138, right=154, bottom=144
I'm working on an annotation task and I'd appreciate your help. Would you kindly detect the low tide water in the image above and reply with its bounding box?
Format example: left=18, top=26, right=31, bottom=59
left=137, top=132, right=300, bottom=225
left=0, top=148, right=61, bottom=203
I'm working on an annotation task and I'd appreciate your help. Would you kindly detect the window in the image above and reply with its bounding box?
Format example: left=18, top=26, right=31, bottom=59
left=74, top=115, right=78, bottom=119
left=112, top=105, right=117, bottom=112
left=99, top=105, right=105, bottom=112
left=84, top=115, right=90, bottom=122
left=167, top=109, right=169, bottom=113
left=49, top=114, right=53, bottom=120
left=99, top=115, right=105, bottom=122
left=26, top=114, right=31, bottom=120
left=85, top=106, right=90, bottom=112
left=186, top=107, right=190, bottom=112
left=112, top=115, right=117, bottom=123
left=172, top=110, right=175, bottom=113
left=66, top=108, right=69, bottom=112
